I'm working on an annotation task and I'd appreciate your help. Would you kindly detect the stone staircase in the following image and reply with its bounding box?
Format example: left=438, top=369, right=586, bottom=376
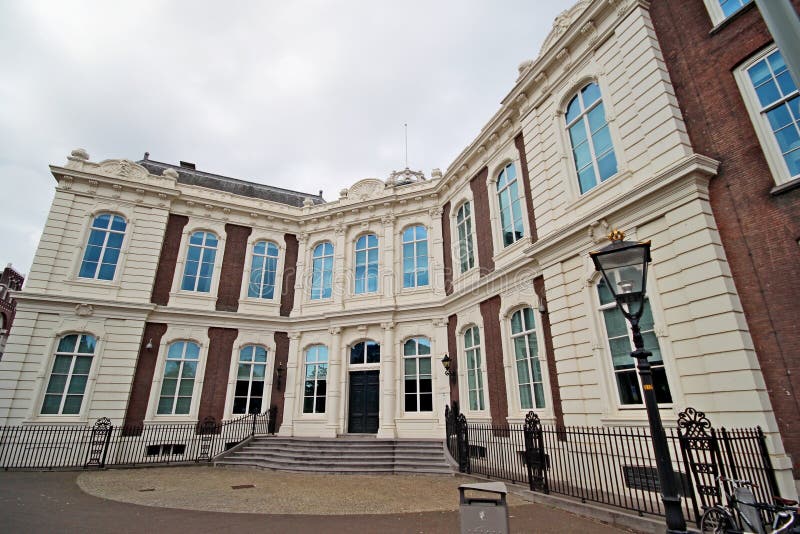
left=214, top=436, right=456, bottom=475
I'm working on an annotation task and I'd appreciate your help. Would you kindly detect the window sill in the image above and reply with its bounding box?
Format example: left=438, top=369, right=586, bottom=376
left=171, top=290, right=216, bottom=301
left=240, top=297, right=279, bottom=306
left=399, top=285, right=432, bottom=295
left=64, top=277, right=121, bottom=289
left=770, top=176, right=800, bottom=196
left=493, top=237, right=529, bottom=264
left=26, top=416, right=88, bottom=425
left=570, top=168, right=632, bottom=211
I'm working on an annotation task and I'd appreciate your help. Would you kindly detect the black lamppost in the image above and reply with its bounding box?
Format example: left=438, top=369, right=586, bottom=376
left=441, top=353, right=452, bottom=376
left=590, top=230, right=687, bottom=534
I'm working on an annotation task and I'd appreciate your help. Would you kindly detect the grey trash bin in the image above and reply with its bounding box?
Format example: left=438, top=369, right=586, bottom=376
left=458, top=481, right=509, bottom=534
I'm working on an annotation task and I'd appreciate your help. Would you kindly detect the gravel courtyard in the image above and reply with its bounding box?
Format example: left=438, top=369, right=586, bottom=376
left=78, top=466, right=528, bottom=515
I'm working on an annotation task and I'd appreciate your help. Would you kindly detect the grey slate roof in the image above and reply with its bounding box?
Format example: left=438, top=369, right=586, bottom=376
left=137, top=158, right=325, bottom=208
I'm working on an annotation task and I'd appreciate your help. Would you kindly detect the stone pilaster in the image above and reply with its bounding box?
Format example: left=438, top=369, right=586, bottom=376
left=277, top=331, right=301, bottom=436
left=377, top=321, right=396, bottom=438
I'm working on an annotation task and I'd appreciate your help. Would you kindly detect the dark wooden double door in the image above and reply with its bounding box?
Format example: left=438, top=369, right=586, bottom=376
left=348, top=371, right=379, bottom=434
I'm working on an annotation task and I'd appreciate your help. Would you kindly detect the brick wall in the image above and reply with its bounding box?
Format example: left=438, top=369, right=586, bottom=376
left=442, top=202, right=454, bottom=295
left=271, top=331, right=290, bottom=432
left=215, top=224, right=252, bottom=312
left=480, top=295, right=508, bottom=425
left=280, top=234, right=299, bottom=317
left=447, top=314, right=459, bottom=404
left=651, top=0, right=800, bottom=476
left=150, top=214, right=188, bottom=306
left=515, top=132, right=538, bottom=242
left=534, top=276, right=563, bottom=430
left=470, top=167, right=495, bottom=276
left=123, top=322, right=168, bottom=431
left=197, top=327, right=238, bottom=423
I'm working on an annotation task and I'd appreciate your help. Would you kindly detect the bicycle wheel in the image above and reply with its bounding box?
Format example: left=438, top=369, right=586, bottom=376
left=700, top=506, right=735, bottom=533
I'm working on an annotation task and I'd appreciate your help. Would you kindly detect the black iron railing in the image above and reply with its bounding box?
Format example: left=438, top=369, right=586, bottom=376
left=0, top=411, right=269, bottom=470
left=444, top=406, right=779, bottom=526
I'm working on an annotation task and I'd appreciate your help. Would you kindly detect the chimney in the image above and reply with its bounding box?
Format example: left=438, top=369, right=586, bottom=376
left=179, top=161, right=196, bottom=170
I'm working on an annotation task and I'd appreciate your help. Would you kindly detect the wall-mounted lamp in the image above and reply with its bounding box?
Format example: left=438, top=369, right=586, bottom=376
left=441, top=353, right=452, bottom=376
left=538, top=302, right=547, bottom=314
left=145, top=338, right=154, bottom=350
left=275, top=362, right=285, bottom=391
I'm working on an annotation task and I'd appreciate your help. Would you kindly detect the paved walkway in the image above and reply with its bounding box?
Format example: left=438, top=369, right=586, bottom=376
left=0, top=468, right=633, bottom=533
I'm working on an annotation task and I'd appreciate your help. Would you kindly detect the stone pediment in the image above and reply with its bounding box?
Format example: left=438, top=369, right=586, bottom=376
left=538, top=0, right=591, bottom=59
left=96, top=159, right=151, bottom=182
left=347, top=178, right=386, bottom=200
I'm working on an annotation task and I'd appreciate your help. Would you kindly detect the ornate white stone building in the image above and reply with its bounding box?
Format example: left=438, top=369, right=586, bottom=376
left=0, top=0, right=794, bottom=493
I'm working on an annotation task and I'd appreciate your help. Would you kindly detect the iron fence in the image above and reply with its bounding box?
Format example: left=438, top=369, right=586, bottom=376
left=444, top=406, right=778, bottom=526
left=0, top=411, right=270, bottom=470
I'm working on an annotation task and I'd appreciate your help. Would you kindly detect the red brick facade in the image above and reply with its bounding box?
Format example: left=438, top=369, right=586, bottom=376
left=441, top=202, right=454, bottom=296
left=534, top=276, right=564, bottom=431
left=197, top=327, right=238, bottom=423
left=447, top=314, right=459, bottom=405
left=279, top=234, right=299, bottom=317
left=270, top=331, right=290, bottom=432
left=123, top=322, right=168, bottom=431
left=215, top=224, right=252, bottom=312
left=651, top=0, right=800, bottom=476
left=150, top=214, right=188, bottom=306
left=480, top=295, right=508, bottom=425
left=470, top=167, right=495, bottom=276
left=514, top=133, right=538, bottom=243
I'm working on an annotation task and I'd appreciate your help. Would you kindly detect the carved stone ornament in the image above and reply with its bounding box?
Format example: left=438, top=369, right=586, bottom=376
left=386, top=168, right=426, bottom=187
left=580, top=20, right=598, bottom=45
left=88, top=180, right=99, bottom=194
left=68, top=148, right=90, bottom=162
left=381, top=321, right=395, bottom=330
left=112, top=184, right=123, bottom=198
left=348, top=178, right=386, bottom=199
left=162, top=168, right=179, bottom=180
left=588, top=219, right=611, bottom=244
left=328, top=327, right=342, bottom=336
left=303, top=198, right=314, bottom=207
left=97, top=159, right=149, bottom=182
left=537, top=0, right=591, bottom=59
left=381, top=213, right=395, bottom=225
left=339, top=188, right=349, bottom=199
left=60, top=176, right=74, bottom=190
left=431, top=168, right=443, bottom=180
left=75, top=304, right=94, bottom=317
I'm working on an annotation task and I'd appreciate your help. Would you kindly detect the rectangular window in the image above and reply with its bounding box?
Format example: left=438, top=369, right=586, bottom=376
left=496, top=164, right=525, bottom=246
left=510, top=308, right=545, bottom=410
left=311, top=242, right=334, bottom=299
left=403, top=337, right=433, bottom=412
left=157, top=341, right=200, bottom=415
left=738, top=48, right=800, bottom=186
left=464, top=327, right=485, bottom=411
left=41, top=334, right=96, bottom=415
left=78, top=214, right=127, bottom=281
left=181, top=232, right=217, bottom=292
left=354, top=234, right=379, bottom=294
left=402, top=226, right=429, bottom=288
left=233, top=345, right=267, bottom=415
left=598, top=280, right=672, bottom=406
left=456, top=202, right=475, bottom=273
left=247, top=241, right=279, bottom=299
left=719, top=0, right=752, bottom=18
left=303, top=345, right=328, bottom=413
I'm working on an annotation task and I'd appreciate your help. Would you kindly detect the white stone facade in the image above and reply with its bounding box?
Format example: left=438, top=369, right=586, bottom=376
left=0, top=0, right=793, bottom=493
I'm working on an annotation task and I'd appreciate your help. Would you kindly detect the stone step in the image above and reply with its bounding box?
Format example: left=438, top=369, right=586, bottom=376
left=214, top=436, right=454, bottom=475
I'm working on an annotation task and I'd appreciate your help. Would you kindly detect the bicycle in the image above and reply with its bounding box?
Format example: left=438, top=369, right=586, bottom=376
left=700, top=476, right=799, bottom=533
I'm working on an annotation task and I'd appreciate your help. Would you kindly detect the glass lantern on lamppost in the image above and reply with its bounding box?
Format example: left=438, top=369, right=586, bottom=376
left=590, top=230, right=687, bottom=534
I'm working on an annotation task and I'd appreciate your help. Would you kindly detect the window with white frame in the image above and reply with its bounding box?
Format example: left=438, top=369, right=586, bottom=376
left=565, top=82, right=618, bottom=194
left=311, top=242, right=334, bottom=300
left=350, top=340, right=380, bottom=364
left=303, top=345, right=328, bottom=413
left=181, top=231, right=218, bottom=292
left=496, top=163, right=525, bottom=247
left=456, top=202, right=475, bottom=273
left=511, top=308, right=545, bottom=410
left=738, top=47, right=800, bottom=185
left=719, top=0, right=752, bottom=18
left=233, top=345, right=267, bottom=414
left=354, top=234, right=379, bottom=294
left=597, top=279, right=672, bottom=406
left=78, top=213, right=127, bottom=281
left=41, top=334, right=96, bottom=415
left=463, top=326, right=485, bottom=411
left=403, top=337, right=432, bottom=412
left=157, top=341, right=200, bottom=415
left=248, top=241, right=279, bottom=299
left=402, top=226, right=429, bottom=288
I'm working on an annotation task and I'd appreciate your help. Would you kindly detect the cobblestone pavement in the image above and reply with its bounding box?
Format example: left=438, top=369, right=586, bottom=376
left=1, top=468, right=633, bottom=533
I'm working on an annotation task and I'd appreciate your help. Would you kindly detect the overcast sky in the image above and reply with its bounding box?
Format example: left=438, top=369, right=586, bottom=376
left=0, top=0, right=574, bottom=274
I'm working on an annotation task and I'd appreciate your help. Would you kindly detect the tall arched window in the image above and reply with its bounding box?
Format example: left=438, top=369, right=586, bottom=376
left=233, top=345, right=267, bottom=414
left=311, top=242, right=334, bottom=300
left=403, top=337, right=432, bottom=412
left=181, top=231, right=218, bottom=292
left=157, top=341, right=200, bottom=415
left=464, top=327, right=484, bottom=411
left=402, top=226, right=429, bottom=288
left=597, top=279, right=671, bottom=406
left=511, top=308, right=545, bottom=409
left=41, top=333, right=96, bottom=415
left=565, top=82, right=617, bottom=194
left=248, top=241, right=280, bottom=299
left=354, top=234, right=379, bottom=294
left=350, top=340, right=380, bottom=364
left=496, top=164, right=524, bottom=247
left=303, top=345, right=328, bottom=413
left=78, top=213, right=127, bottom=280
left=456, top=202, right=475, bottom=273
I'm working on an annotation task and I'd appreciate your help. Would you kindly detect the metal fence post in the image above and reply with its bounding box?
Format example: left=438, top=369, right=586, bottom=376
left=524, top=411, right=548, bottom=493
left=251, top=412, right=257, bottom=436
left=756, top=426, right=780, bottom=498
left=457, top=413, right=471, bottom=474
